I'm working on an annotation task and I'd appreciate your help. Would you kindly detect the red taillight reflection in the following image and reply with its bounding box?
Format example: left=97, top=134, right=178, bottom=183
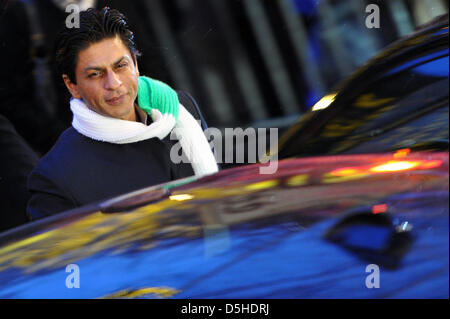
left=372, top=204, right=388, bottom=214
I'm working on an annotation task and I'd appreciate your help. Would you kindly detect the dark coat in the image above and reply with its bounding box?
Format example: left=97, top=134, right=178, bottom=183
left=27, top=92, right=206, bottom=220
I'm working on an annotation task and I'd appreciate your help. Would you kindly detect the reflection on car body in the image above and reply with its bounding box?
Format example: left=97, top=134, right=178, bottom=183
left=0, top=152, right=447, bottom=298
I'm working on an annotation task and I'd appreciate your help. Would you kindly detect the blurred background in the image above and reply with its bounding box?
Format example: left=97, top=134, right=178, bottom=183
left=0, top=0, right=449, bottom=156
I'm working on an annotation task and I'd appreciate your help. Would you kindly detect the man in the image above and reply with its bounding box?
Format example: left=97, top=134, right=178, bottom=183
left=27, top=7, right=218, bottom=220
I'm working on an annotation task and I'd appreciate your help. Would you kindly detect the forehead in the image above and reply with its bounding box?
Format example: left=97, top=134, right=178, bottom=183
left=76, top=36, right=132, bottom=71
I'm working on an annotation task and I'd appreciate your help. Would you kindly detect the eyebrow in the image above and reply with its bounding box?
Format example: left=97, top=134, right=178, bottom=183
left=83, top=56, right=128, bottom=72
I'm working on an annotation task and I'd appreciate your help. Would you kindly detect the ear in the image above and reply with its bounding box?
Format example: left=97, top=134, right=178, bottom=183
left=62, top=74, right=82, bottom=99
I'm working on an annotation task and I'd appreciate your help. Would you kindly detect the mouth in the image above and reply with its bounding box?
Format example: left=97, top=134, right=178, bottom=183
left=105, top=94, right=126, bottom=105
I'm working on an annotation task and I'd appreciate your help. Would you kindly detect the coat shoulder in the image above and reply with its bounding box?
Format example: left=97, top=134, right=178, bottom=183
left=32, top=127, right=88, bottom=176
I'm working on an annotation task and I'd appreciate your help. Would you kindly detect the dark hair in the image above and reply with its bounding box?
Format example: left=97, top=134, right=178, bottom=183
left=55, top=7, right=140, bottom=84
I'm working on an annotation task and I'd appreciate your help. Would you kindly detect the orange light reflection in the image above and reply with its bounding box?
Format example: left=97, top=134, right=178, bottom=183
left=370, top=161, right=421, bottom=173
left=326, top=159, right=443, bottom=182
left=372, top=204, right=388, bottom=214
left=329, top=167, right=362, bottom=177
left=393, top=148, right=411, bottom=159
left=419, top=160, right=442, bottom=169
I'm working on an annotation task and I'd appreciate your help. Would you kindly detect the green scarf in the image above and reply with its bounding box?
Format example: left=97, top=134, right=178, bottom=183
left=137, top=76, right=179, bottom=121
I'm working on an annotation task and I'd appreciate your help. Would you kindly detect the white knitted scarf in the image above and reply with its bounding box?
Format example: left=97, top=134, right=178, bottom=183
left=70, top=98, right=219, bottom=177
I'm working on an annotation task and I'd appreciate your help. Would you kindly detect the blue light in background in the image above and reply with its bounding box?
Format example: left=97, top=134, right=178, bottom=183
left=292, top=0, right=319, bottom=16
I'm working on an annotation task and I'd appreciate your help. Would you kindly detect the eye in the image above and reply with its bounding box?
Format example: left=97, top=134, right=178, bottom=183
left=88, top=72, right=100, bottom=78
left=117, top=62, right=128, bottom=69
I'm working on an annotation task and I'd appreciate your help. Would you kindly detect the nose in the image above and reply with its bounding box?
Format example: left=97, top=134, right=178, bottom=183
left=104, top=70, right=122, bottom=90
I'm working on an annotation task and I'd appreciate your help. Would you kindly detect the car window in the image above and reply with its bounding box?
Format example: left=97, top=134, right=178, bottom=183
left=281, top=46, right=449, bottom=157
left=330, top=50, right=449, bottom=154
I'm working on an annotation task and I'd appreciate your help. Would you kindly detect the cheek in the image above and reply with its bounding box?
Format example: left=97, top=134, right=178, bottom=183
left=129, top=66, right=139, bottom=87
left=130, top=63, right=139, bottom=76
left=132, top=78, right=139, bottom=92
left=127, top=74, right=139, bottom=93
left=82, top=85, right=102, bottom=101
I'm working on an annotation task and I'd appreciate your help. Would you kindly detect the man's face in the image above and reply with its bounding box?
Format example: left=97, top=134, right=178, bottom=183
left=63, top=36, right=140, bottom=121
